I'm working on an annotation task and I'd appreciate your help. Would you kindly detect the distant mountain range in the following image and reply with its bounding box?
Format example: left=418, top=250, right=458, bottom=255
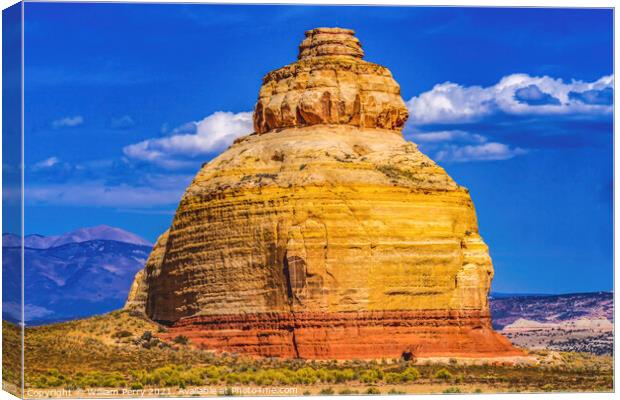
left=2, top=226, right=152, bottom=325
left=489, top=292, right=551, bottom=299
left=490, top=291, right=613, bottom=356
left=489, top=291, right=613, bottom=330
left=2, top=225, right=152, bottom=249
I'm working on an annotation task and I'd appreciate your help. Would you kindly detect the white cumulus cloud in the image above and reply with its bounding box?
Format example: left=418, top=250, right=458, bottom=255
left=3, top=301, right=54, bottom=322
left=26, top=181, right=189, bottom=207
left=32, top=156, right=60, bottom=170
left=407, top=129, right=528, bottom=163
left=52, top=115, right=84, bottom=129
left=435, top=142, right=528, bottom=162
left=409, top=130, right=486, bottom=144
left=407, top=74, right=613, bottom=125
left=124, top=111, right=253, bottom=168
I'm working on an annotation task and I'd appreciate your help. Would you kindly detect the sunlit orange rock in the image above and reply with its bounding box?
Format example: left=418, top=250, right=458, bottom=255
left=126, top=27, right=522, bottom=360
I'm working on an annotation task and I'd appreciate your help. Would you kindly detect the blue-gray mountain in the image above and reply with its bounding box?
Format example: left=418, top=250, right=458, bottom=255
left=490, top=291, right=613, bottom=355
left=2, top=226, right=152, bottom=324
left=3, top=225, right=151, bottom=249
left=489, top=291, right=613, bottom=330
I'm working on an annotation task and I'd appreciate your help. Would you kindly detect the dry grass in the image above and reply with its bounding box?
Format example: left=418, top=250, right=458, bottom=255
left=15, top=311, right=614, bottom=395
left=3, top=320, right=23, bottom=394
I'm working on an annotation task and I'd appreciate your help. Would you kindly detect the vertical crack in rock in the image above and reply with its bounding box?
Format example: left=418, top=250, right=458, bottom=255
left=126, top=26, right=523, bottom=360
left=290, top=320, right=301, bottom=359
left=283, top=252, right=306, bottom=306
left=283, top=252, right=294, bottom=301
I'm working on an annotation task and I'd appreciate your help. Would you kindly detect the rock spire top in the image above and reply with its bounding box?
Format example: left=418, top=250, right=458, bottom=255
left=298, top=27, right=364, bottom=60
left=253, top=27, right=409, bottom=134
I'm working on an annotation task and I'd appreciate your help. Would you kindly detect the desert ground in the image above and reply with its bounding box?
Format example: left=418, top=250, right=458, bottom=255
left=501, top=318, right=613, bottom=356
left=491, top=292, right=614, bottom=356
left=2, top=309, right=613, bottom=398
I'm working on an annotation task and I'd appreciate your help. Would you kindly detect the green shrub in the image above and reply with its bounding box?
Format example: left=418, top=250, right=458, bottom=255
left=443, top=387, right=461, bottom=393
left=317, top=368, right=335, bottom=383
left=401, top=367, right=420, bottom=382
left=542, top=384, right=554, bottom=392
left=140, top=364, right=204, bottom=387
left=100, top=372, right=127, bottom=387
left=33, top=369, right=66, bottom=388
left=319, top=387, right=335, bottom=395
left=434, top=368, right=453, bottom=381
left=333, top=368, right=355, bottom=383
left=366, top=387, right=381, bottom=395
left=360, top=369, right=382, bottom=384
left=225, top=372, right=241, bottom=385
left=295, top=367, right=318, bottom=384
left=385, top=372, right=402, bottom=384
left=173, top=335, right=189, bottom=345
left=112, top=330, right=132, bottom=339
left=202, top=365, right=224, bottom=381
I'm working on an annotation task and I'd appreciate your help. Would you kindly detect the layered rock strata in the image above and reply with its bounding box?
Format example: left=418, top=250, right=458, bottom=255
left=254, top=28, right=408, bottom=134
left=126, top=27, right=521, bottom=359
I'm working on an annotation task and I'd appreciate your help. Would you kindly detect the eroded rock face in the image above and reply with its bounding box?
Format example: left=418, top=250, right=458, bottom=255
left=254, top=28, right=408, bottom=134
left=126, top=27, right=521, bottom=359
left=124, top=230, right=168, bottom=311
left=159, top=310, right=517, bottom=359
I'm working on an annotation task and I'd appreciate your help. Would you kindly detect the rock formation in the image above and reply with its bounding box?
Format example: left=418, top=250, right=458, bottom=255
left=126, top=27, right=521, bottom=359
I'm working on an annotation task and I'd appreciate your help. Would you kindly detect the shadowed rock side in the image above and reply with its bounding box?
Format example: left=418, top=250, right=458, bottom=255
left=126, top=27, right=521, bottom=359
left=124, top=229, right=169, bottom=311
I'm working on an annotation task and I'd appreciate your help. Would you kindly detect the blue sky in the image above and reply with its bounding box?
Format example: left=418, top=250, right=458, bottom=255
left=20, top=4, right=612, bottom=294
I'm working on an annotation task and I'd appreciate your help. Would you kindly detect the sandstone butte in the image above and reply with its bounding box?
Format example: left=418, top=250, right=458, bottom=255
left=126, top=27, right=522, bottom=360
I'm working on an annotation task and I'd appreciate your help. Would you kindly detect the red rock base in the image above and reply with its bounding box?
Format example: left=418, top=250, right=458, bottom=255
left=161, top=310, right=523, bottom=359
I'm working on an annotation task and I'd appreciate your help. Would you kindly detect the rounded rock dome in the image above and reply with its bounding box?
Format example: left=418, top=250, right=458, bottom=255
left=126, top=27, right=522, bottom=360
